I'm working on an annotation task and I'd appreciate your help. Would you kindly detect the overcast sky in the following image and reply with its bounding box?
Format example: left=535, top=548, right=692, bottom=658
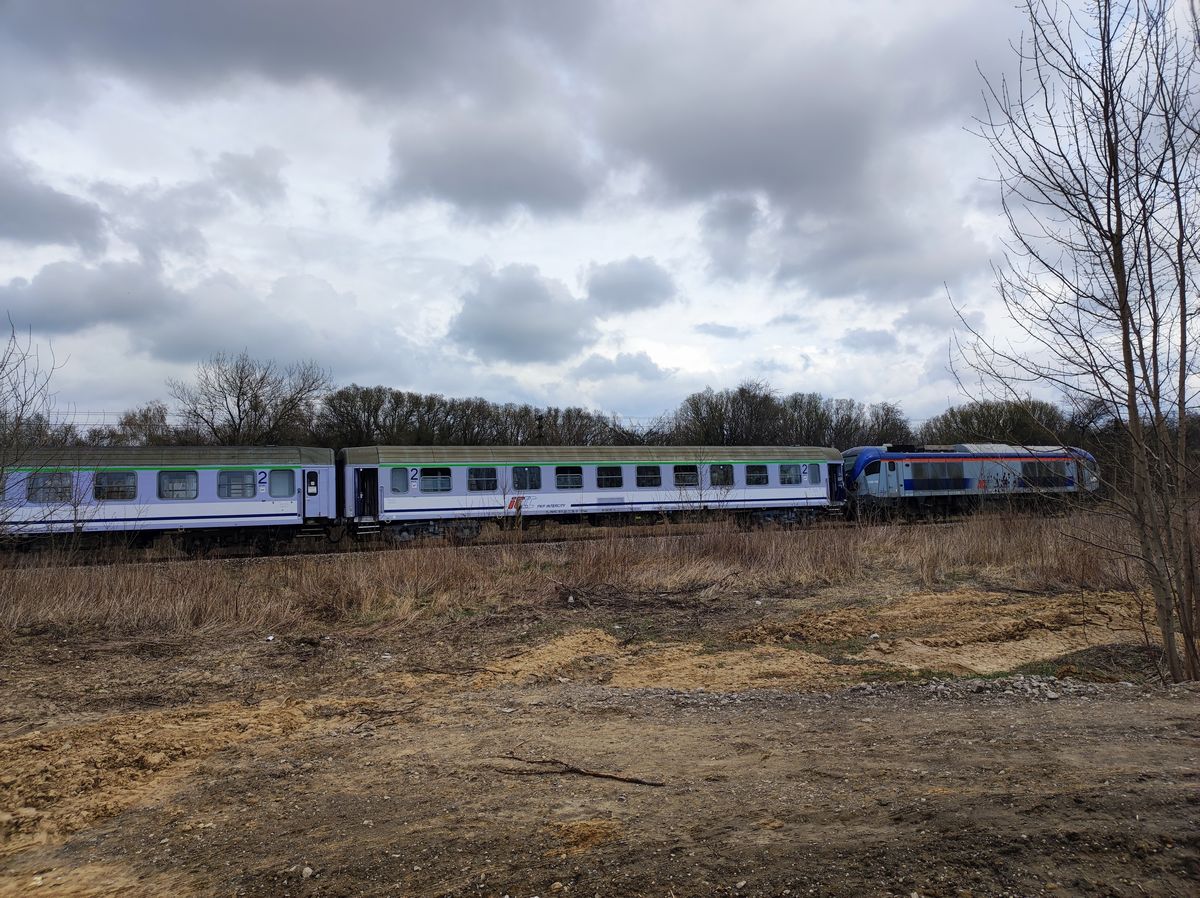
left=0, top=0, right=1027, bottom=427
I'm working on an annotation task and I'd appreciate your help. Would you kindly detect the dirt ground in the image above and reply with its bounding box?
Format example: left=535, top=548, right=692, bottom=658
left=1, top=572, right=1197, bottom=897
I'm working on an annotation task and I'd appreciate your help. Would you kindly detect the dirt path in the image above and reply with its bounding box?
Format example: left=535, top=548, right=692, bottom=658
left=1, top=582, right=1196, bottom=897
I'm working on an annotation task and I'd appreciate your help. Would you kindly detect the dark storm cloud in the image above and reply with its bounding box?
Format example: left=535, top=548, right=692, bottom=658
left=448, top=263, right=597, bottom=363
left=0, top=260, right=175, bottom=333
left=774, top=208, right=987, bottom=302
left=572, top=351, right=672, bottom=382
left=694, top=323, right=748, bottom=340
left=377, top=106, right=596, bottom=219
left=0, top=156, right=105, bottom=253
left=700, top=193, right=763, bottom=279
left=0, top=1, right=597, bottom=101
left=585, top=257, right=676, bottom=317
left=212, top=147, right=287, bottom=208
left=838, top=328, right=899, bottom=353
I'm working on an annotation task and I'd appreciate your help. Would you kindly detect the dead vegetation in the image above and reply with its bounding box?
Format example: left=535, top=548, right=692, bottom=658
left=0, top=512, right=1142, bottom=637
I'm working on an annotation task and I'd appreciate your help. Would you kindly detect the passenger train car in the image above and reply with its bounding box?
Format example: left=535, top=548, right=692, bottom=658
left=1, top=446, right=337, bottom=544
left=842, top=443, right=1100, bottom=517
left=340, top=445, right=846, bottom=539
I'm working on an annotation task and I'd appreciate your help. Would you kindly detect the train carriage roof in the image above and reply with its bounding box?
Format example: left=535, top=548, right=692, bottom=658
left=340, top=445, right=843, bottom=465
left=9, top=446, right=335, bottom=469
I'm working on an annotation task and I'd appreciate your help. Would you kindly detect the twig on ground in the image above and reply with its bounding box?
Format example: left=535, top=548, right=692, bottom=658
left=405, top=665, right=505, bottom=675
left=493, top=753, right=665, bottom=787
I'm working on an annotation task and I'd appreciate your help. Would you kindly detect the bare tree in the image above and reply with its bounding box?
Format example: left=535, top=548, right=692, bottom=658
left=969, top=0, right=1200, bottom=679
left=0, top=324, right=64, bottom=535
left=169, top=351, right=329, bottom=445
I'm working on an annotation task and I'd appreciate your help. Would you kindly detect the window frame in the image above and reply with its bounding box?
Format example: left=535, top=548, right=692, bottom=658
left=94, top=471, right=137, bottom=502
left=467, top=467, right=498, bottom=492
left=555, top=465, right=583, bottom=490
left=26, top=471, right=74, bottom=504
left=596, top=465, right=623, bottom=489
left=389, top=467, right=409, bottom=495
left=512, top=466, right=542, bottom=491
left=673, top=464, right=699, bottom=488
left=217, top=469, right=258, bottom=499
left=419, top=467, right=453, bottom=493
left=635, top=465, right=662, bottom=488
left=745, top=464, right=769, bottom=487
left=268, top=469, right=295, bottom=499
left=779, top=464, right=804, bottom=486
left=709, top=463, right=734, bottom=487
left=157, top=470, right=199, bottom=500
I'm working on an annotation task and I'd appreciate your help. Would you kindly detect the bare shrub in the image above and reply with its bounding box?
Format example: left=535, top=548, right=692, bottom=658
left=0, top=513, right=1147, bottom=637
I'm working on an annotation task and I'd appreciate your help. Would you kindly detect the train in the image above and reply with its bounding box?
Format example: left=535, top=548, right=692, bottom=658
left=0, top=441, right=1098, bottom=548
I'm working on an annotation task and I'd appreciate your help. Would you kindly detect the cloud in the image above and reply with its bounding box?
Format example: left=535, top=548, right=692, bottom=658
left=211, top=147, right=287, bottom=207
left=377, top=103, right=597, bottom=219
left=694, top=322, right=747, bottom=339
left=448, top=263, right=597, bottom=363
left=838, top=327, right=899, bottom=353
left=1, top=1, right=598, bottom=102
left=894, top=294, right=984, bottom=333
left=572, top=351, right=673, bottom=382
left=92, top=178, right=228, bottom=265
left=699, top=192, right=763, bottom=279
left=0, top=260, right=172, bottom=333
left=585, top=256, right=676, bottom=316
left=0, top=156, right=106, bottom=253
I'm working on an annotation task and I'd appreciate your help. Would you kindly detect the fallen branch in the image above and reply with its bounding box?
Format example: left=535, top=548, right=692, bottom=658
left=493, top=753, right=665, bottom=787
left=405, top=665, right=505, bottom=675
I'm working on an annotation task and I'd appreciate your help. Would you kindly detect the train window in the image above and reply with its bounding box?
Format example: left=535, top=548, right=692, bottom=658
left=94, top=471, right=136, bottom=501
left=27, top=472, right=73, bottom=503
left=269, top=470, right=295, bottom=498
left=809, top=464, right=821, bottom=484
left=468, top=467, right=498, bottom=491
left=420, top=468, right=452, bottom=492
left=512, top=466, right=541, bottom=491
left=597, top=465, right=623, bottom=488
left=887, top=461, right=896, bottom=472
left=390, top=467, right=409, bottom=494
left=158, top=470, right=198, bottom=500
left=780, top=464, right=803, bottom=485
left=555, top=466, right=583, bottom=490
left=306, top=471, right=320, bottom=496
left=864, top=461, right=881, bottom=476
left=636, top=465, right=661, bottom=488
left=910, top=462, right=966, bottom=490
left=1021, top=460, right=1069, bottom=488
left=218, top=470, right=257, bottom=499
left=746, top=465, right=769, bottom=486
left=673, top=465, right=699, bottom=487
left=710, top=464, right=734, bottom=487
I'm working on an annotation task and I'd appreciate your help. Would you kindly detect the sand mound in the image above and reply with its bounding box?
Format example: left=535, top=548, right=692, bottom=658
left=0, top=699, right=314, bottom=856
left=547, top=818, right=623, bottom=855
left=609, top=644, right=836, bottom=691
left=0, top=863, right=182, bottom=898
left=732, top=608, right=875, bottom=644
left=854, top=590, right=1142, bottom=675
left=474, top=628, right=621, bottom=686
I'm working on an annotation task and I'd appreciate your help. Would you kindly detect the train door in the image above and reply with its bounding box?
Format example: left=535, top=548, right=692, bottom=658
left=827, top=463, right=843, bottom=503
left=303, top=469, right=321, bottom=518
left=883, top=459, right=899, bottom=496
left=355, top=468, right=379, bottom=519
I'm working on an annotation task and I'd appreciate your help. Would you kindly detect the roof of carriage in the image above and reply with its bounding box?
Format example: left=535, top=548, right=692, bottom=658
left=339, top=445, right=843, bottom=465
left=10, top=446, right=335, bottom=469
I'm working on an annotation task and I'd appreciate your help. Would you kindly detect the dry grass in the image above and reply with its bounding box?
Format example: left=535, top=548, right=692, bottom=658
left=0, top=512, right=1141, bottom=636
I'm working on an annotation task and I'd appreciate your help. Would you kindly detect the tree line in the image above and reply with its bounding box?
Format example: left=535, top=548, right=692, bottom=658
left=44, top=350, right=1124, bottom=456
